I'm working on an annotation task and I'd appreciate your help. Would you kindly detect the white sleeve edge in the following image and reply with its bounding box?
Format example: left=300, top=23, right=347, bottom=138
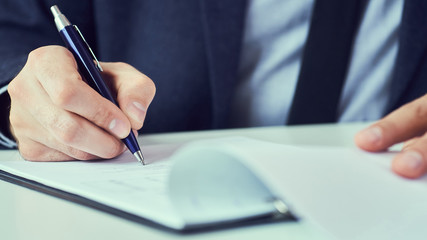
left=0, top=85, right=17, bottom=148
left=0, top=84, right=8, bottom=94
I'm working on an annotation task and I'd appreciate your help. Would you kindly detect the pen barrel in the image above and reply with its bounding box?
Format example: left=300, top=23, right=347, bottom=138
left=122, top=132, right=139, bottom=154
left=58, top=25, right=118, bottom=106
left=58, top=26, right=140, bottom=154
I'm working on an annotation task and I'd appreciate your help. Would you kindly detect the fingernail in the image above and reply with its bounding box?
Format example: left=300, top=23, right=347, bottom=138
left=399, top=151, right=423, bottom=170
left=359, top=126, right=382, bottom=145
left=128, top=102, right=146, bottom=124
left=109, top=119, right=128, bottom=138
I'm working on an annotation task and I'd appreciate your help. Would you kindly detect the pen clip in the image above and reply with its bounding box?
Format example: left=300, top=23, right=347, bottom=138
left=73, top=25, right=103, bottom=72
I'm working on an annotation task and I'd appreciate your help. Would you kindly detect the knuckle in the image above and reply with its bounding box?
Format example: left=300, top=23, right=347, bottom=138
left=19, top=145, right=45, bottom=161
left=114, top=61, right=131, bottom=69
left=145, top=78, right=156, bottom=96
left=29, top=46, right=76, bottom=79
left=8, top=112, right=21, bottom=131
left=40, top=110, right=85, bottom=147
left=35, top=64, right=58, bottom=85
left=90, top=106, right=117, bottom=129
left=50, top=81, right=80, bottom=107
left=29, top=46, right=70, bottom=61
left=77, top=152, right=94, bottom=161
left=28, top=46, right=59, bottom=66
left=54, top=119, right=82, bottom=145
left=414, top=99, right=427, bottom=119
left=8, top=109, right=26, bottom=139
left=57, top=46, right=74, bottom=59
left=27, top=48, right=44, bottom=62
left=67, top=147, right=93, bottom=160
left=7, top=78, right=29, bottom=102
left=7, top=80, right=20, bottom=98
left=43, top=151, right=64, bottom=161
left=8, top=111, right=17, bottom=126
left=29, top=46, right=52, bottom=57
left=69, top=71, right=83, bottom=82
left=104, top=141, right=123, bottom=159
left=133, top=75, right=156, bottom=99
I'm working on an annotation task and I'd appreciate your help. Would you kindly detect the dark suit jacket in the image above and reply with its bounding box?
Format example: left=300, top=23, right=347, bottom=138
left=1, top=0, right=427, bottom=135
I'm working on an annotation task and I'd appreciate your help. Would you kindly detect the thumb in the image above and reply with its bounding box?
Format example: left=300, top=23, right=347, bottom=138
left=101, top=62, right=156, bottom=130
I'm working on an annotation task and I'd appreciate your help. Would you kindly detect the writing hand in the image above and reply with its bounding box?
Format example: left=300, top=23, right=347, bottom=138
left=8, top=46, right=155, bottom=161
left=355, top=96, right=427, bottom=178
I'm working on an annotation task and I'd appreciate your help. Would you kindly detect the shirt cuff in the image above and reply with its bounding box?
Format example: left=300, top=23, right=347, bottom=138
left=0, top=84, right=17, bottom=148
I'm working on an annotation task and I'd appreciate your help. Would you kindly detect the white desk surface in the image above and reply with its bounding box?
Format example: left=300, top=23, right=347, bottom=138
left=0, top=123, right=371, bottom=240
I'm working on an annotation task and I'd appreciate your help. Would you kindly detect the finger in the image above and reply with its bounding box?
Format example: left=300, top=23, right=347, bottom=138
left=13, top=102, right=126, bottom=161
left=11, top=94, right=102, bottom=161
left=402, top=137, right=420, bottom=150
left=17, top=137, right=75, bottom=162
left=30, top=46, right=131, bottom=139
left=391, top=133, right=427, bottom=178
left=101, top=62, right=156, bottom=130
left=355, top=96, right=427, bottom=152
left=24, top=91, right=125, bottom=159
left=12, top=108, right=104, bottom=161
left=132, top=129, right=138, bottom=137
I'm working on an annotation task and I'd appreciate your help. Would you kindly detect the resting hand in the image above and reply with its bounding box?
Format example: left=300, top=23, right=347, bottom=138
left=355, top=95, right=427, bottom=178
left=8, top=46, right=155, bottom=161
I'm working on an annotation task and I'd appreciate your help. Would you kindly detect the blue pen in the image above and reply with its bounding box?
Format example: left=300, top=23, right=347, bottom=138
left=50, top=5, right=145, bottom=165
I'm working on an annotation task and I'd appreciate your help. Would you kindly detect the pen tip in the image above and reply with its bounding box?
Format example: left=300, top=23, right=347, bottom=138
left=134, top=151, right=145, bottom=165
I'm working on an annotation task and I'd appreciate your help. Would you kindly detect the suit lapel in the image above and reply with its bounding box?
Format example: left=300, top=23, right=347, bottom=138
left=387, top=0, right=427, bottom=112
left=199, top=0, right=247, bottom=128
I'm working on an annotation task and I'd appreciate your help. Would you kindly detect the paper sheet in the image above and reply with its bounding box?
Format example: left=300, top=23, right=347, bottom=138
left=0, top=140, right=281, bottom=230
left=0, top=143, right=185, bottom=229
left=3, top=137, right=427, bottom=239
left=171, top=138, right=427, bottom=240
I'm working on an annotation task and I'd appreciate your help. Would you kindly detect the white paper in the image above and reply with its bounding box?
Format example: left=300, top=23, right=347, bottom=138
left=170, top=138, right=427, bottom=239
left=0, top=140, right=281, bottom=230
left=168, top=142, right=278, bottom=226
left=3, top=137, right=426, bottom=239
left=0, top=143, right=185, bottom=229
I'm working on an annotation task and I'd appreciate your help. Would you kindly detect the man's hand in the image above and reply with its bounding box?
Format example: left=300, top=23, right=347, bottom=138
left=355, top=95, right=427, bottom=179
left=8, top=46, right=155, bottom=161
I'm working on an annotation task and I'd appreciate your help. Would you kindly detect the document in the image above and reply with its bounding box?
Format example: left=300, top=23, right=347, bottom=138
left=1, top=137, right=427, bottom=239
